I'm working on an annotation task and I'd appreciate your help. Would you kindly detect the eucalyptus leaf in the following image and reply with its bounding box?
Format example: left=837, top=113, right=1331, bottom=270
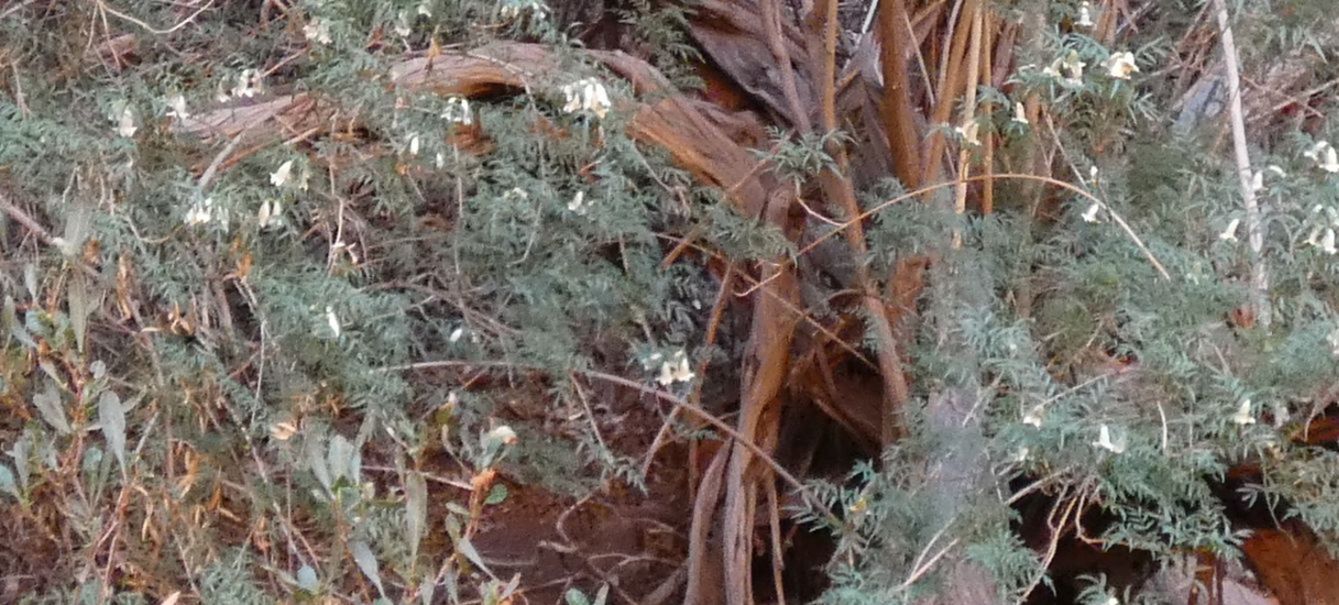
left=68, top=273, right=90, bottom=352
left=23, top=263, right=37, bottom=301
left=564, top=588, right=591, bottom=605
left=2, top=296, right=36, bottom=349
left=405, top=472, right=427, bottom=561
left=0, top=463, right=19, bottom=500
left=419, top=577, right=436, bottom=605
left=349, top=540, right=385, bottom=597
left=9, top=432, right=30, bottom=492
left=32, top=383, right=70, bottom=435
left=296, top=564, right=318, bottom=592
left=454, top=537, right=494, bottom=579
left=98, top=391, right=127, bottom=471
left=327, top=434, right=358, bottom=485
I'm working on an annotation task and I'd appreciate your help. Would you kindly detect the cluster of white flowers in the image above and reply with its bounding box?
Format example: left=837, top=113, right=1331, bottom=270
left=218, top=69, right=264, bottom=102
left=257, top=199, right=284, bottom=229
left=1039, top=49, right=1137, bottom=86
left=442, top=96, right=472, bottom=125
left=165, top=93, right=190, bottom=121
left=1304, top=140, right=1339, bottom=173
left=1102, top=51, right=1139, bottom=80
left=113, top=103, right=137, bottom=138
left=1011, top=101, right=1029, bottom=126
left=184, top=196, right=227, bottom=230
left=954, top=119, right=980, bottom=146
left=1022, top=404, right=1045, bottom=428
left=567, top=190, right=588, bottom=214
left=1077, top=1, right=1095, bottom=28
left=393, top=4, right=432, bottom=36
left=304, top=17, right=333, bottom=45
left=499, top=0, right=550, bottom=21
left=650, top=350, right=696, bottom=386
left=1081, top=201, right=1103, bottom=223
left=325, top=306, right=341, bottom=339
left=275, top=161, right=302, bottom=191
left=561, top=78, right=612, bottom=119
left=1042, top=51, right=1085, bottom=86
left=1092, top=424, right=1126, bottom=454
left=1231, top=398, right=1256, bottom=426
left=1305, top=205, right=1339, bottom=255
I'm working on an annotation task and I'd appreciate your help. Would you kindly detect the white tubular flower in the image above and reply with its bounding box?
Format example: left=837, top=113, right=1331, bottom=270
left=1011, top=101, right=1029, bottom=125
left=955, top=119, right=980, bottom=146
left=1329, top=327, right=1339, bottom=358
left=1081, top=202, right=1102, bottom=223
left=656, top=350, right=696, bottom=386
left=1323, top=146, right=1339, bottom=173
left=232, top=69, right=263, bottom=98
left=1231, top=398, right=1256, bottom=426
left=115, top=104, right=137, bottom=138
left=166, top=93, right=190, bottom=120
left=448, top=326, right=464, bottom=343
left=184, top=197, right=214, bottom=226
left=257, top=199, right=283, bottom=229
left=1061, top=51, right=1085, bottom=85
left=270, top=159, right=295, bottom=188
left=442, top=96, right=473, bottom=125
left=486, top=425, right=518, bottom=446
left=567, top=190, right=587, bottom=214
left=562, top=78, right=612, bottom=119
left=1218, top=218, right=1240, bottom=242
left=394, top=12, right=413, bottom=37
left=1305, top=141, right=1339, bottom=172
left=417, top=1, right=433, bottom=16
left=1324, top=228, right=1338, bottom=255
left=1077, top=2, right=1094, bottom=28
left=408, top=133, right=421, bottom=156
left=1266, top=164, right=1286, bottom=177
left=1103, top=51, right=1139, bottom=80
left=1092, top=424, right=1126, bottom=454
left=1022, top=405, right=1045, bottom=428
left=304, top=18, right=332, bottom=44
left=325, top=306, right=341, bottom=339
left=500, top=0, right=549, bottom=21
left=1250, top=170, right=1264, bottom=193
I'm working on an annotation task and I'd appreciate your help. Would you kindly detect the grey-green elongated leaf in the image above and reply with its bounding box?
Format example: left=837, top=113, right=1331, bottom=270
left=296, top=564, right=318, bottom=592
left=454, top=537, right=495, bottom=579
left=98, top=391, right=126, bottom=470
left=405, top=472, right=428, bottom=562
left=564, top=588, right=591, bottom=605
left=68, top=273, right=90, bottom=353
left=9, top=432, right=30, bottom=492
left=3, top=296, right=37, bottom=349
left=0, top=463, right=18, bottom=500
left=23, top=263, right=37, bottom=301
left=349, top=540, right=385, bottom=597
left=327, top=434, right=356, bottom=485
left=418, top=577, right=436, bottom=605
left=305, top=435, right=332, bottom=493
left=32, top=384, right=70, bottom=435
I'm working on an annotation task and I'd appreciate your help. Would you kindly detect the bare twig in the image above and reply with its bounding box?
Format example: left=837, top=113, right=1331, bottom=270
left=1212, top=0, right=1270, bottom=327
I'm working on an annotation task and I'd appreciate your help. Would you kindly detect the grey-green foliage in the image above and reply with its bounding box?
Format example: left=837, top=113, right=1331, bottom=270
left=818, top=2, right=1339, bottom=602
left=0, top=0, right=745, bottom=601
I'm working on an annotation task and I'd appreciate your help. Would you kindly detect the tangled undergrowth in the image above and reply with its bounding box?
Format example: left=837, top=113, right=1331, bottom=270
left=5, top=1, right=1339, bottom=604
